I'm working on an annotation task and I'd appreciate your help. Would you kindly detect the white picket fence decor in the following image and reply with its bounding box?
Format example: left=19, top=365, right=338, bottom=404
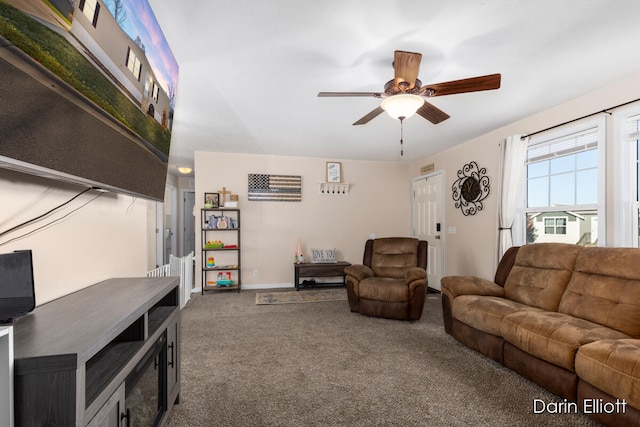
left=147, top=252, right=194, bottom=309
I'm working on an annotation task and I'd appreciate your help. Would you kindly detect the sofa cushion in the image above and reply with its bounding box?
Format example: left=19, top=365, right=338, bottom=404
left=575, top=339, right=640, bottom=410
left=503, top=243, right=581, bottom=311
left=501, top=311, right=631, bottom=371
left=558, top=247, right=640, bottom=338
left=359, top=278, right=408, bottom=302
left=370, top=238, right=419, bottom=279
left=452, top=295, right=542, bottom=336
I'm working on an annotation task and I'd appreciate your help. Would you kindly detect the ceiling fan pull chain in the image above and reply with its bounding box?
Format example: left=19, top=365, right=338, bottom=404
left=399, top=116, right=405, bottom=156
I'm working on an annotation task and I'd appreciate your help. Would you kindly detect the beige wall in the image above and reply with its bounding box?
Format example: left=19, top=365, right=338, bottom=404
left=411, top=145, right=501, bottom=280
left=7, top=71, right=639, bottom=304
left=410, top=73, right=640, bottom=281
left=194, top=152, right=413, bottom=288
left=0, top=169, right=156, bottom=305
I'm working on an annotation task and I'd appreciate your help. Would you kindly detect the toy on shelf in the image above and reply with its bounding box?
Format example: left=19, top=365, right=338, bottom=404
left=206, top=256, right=215, bottom=268
left=216, top=280, right=234, bottom=286
left=216, top=271, right=233, bottom=286
left=204, top=240, right=224, bottom=249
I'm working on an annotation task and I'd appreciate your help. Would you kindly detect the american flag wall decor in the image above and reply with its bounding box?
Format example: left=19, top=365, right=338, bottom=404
left=248, top=174, right=302, bottom=202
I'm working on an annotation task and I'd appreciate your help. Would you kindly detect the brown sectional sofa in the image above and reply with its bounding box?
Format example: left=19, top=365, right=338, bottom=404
left=441, top=243, right=640, bottom=426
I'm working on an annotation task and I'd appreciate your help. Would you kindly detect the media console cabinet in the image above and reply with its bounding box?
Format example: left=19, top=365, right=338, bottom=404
left=11, top=277, right=181, bottom=427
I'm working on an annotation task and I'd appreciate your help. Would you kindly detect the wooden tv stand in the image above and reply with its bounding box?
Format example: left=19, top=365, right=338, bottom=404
left=11, top=277, right=181, bottom=427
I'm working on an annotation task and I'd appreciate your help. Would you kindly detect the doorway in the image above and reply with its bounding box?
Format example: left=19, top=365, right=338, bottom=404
left=165, top=186, right=178, bottom=264
left=182, top=191, right=195, bottom=256
left=413, top=172, right=445, bottom=291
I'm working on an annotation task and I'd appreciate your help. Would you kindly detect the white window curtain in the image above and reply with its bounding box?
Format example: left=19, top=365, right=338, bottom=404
left=498, top=134, right=528, bottom=260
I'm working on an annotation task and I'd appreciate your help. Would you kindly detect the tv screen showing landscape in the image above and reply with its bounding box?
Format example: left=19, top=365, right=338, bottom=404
left=0, top=0, right=179, bottom=201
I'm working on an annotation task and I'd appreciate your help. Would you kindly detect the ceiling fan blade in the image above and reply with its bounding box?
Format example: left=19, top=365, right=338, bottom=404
left=422, top=73, right=501, bottom=97
left=353, top=106, right=385, bottom=125
left=417, top=101, right=450, bottom=124
left=318, top=92, right=383, bottom=98
left=393, top=50, right=422, bottom=90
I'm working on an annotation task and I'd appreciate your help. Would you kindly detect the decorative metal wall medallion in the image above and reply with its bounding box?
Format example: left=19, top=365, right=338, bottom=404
left=452, top=161, right=490, bottom=216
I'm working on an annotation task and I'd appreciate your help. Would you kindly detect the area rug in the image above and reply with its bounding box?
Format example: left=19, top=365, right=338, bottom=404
left=256, top=288, right=348, bottom=305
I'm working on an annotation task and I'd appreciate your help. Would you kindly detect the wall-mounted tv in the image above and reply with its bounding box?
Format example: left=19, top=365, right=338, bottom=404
left=0, top=0, right=179, bottom=201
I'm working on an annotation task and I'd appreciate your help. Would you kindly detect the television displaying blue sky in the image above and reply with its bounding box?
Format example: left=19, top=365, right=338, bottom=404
left=105, top=0, right=179, bottom=101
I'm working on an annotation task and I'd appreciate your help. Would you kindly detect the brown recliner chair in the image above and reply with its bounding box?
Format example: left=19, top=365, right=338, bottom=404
left=344, top=237, right=428, bottom=320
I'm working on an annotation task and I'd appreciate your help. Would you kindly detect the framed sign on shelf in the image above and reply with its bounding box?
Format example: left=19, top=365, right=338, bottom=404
left=326, top=161, right=342, bottom=183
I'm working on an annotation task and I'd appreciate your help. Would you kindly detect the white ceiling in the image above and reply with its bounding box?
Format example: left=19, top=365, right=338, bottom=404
left=148, top=0, right=640, bottom=174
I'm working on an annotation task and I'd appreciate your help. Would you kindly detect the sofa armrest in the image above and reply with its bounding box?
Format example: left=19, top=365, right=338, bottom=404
left=494, top=246, right=520, bottom=287
left=441, top=276, right=505, bottom=301
left=344, top=264, right=374, bottom=282
left=406, top=268, right=428, bottom=300
left=404, top=267, right=426, bottom=285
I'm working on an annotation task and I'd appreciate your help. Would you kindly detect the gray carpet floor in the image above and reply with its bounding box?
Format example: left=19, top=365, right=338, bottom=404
left=165, top=289, right=598, bottom=427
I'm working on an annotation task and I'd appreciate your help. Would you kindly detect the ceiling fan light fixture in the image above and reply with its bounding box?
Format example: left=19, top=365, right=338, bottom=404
left=381, top=94, right=424, bottom=120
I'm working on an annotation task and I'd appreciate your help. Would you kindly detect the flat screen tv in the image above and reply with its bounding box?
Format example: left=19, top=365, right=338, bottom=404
left=0, top=250, right=35, bottom=324
left=0, top=0, right=179, bottom=201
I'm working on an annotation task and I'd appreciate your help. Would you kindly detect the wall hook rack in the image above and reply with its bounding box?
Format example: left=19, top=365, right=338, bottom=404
left=318, top=182, right=350, bottom=195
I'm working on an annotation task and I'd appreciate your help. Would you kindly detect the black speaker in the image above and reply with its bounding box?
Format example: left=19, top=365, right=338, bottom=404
left=0, top=250, right=35, bottom=323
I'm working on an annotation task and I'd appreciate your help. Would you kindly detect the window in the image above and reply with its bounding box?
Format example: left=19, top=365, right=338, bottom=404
left=629, top=115, right=640, bottom=247
left=544, top=217, right=567, bottom=234
left=524, top=118, right=605, bottom=246
left=144, top=73, right=151, bottom=97
left=634, top=122, right=640, bottom=247
left=80, top=0, right=100, bottom=27
left=152, top=84, right=160, bottom=103
left=126, top=47, right=142, bottom=81
left=611, top=106, right=640, bottom=247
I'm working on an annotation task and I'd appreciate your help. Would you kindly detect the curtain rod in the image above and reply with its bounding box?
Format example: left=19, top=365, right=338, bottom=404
left=521, top=97, right=640, bottom=140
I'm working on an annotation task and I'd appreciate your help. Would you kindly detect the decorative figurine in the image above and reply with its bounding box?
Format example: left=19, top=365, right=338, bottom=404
left=295, top=238, right=304, bottom=263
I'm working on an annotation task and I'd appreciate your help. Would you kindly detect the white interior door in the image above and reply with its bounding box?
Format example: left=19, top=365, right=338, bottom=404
left=413, top=173, right=444, bottom=291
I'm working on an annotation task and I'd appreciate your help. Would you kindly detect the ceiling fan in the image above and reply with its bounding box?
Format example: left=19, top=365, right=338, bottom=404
left=318, top=50, right=501, bottom=126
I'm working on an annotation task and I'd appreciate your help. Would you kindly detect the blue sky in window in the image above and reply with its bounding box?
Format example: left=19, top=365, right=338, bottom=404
left=104, top=0, right=179, bottom=101
left=527, top=149, right=598, bottom=207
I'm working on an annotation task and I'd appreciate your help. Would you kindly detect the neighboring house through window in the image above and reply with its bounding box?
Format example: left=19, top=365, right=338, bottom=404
left=523, top=117, right=605, bottom=246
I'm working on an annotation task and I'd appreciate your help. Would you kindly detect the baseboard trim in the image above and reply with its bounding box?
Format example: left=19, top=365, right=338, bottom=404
left=241, top=283, right=294, bottom=290
left=191, top=283, right=293, bottom=293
